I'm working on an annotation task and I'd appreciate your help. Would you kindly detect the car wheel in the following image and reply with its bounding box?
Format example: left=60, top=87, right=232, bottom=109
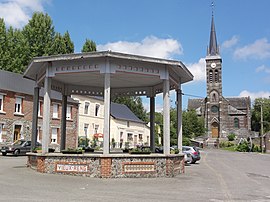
left=191, top=157, right=196, bottom=164
left=187, top=158, right=192, bottom=164
left=13, top=149, right=19, bottom=156
left=2, top=152, right=7, bottom=156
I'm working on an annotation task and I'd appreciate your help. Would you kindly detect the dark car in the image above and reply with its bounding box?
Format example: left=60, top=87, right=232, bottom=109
left=1, top=140, right=41, bottom=156
left=182, top=146, right=201, bottom=164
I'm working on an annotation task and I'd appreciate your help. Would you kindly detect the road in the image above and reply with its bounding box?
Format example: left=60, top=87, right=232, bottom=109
left=0, top=149, right=270, bottom=202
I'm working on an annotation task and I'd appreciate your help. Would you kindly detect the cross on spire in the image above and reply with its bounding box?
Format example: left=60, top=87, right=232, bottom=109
left=211, top=1, right=215, bottom=16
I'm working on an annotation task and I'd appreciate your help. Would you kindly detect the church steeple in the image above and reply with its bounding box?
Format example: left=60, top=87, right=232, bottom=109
left=208, top=15, right=219, bottom=56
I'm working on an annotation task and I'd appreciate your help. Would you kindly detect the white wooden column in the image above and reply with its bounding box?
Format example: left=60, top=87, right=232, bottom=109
left=42, top=71, right=51, bottom=154
left=163, top=79, right=170, bottom=155
left=103, top=63, right=111, bottom=154
left=177, top=84, right=182, bottom=152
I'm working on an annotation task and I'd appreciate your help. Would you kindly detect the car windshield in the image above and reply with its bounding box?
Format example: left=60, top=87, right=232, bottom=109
left=12, top=140, right=25, bottom=146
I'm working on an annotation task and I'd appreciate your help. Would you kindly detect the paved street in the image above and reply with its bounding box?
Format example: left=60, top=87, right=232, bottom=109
left=0, top=150, right=270, bottom=202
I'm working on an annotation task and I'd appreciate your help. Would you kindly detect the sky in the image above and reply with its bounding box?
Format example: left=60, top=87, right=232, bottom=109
left=1, top=0, right=270, bottom=112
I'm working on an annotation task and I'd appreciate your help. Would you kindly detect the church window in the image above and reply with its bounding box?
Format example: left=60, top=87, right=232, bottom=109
left=212, top=93, right=217, bottom=102
left=234, top=118, right=240, bottom=128
left=211, top=105, right=219, bottom=113
left=215, top=70, right=219, bottom=83
left=209, top=70, right=213, bottom=83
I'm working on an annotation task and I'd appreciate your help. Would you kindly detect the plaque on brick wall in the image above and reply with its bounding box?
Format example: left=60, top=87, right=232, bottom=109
left=123, top=162, right=155, bottom=173
left=56, top=164, right=88, bottom=173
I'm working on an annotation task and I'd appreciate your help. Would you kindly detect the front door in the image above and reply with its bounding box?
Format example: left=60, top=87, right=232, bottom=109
left=14, top=125, right=22, bottom=141
left=211, top=122, right=219, bottom=138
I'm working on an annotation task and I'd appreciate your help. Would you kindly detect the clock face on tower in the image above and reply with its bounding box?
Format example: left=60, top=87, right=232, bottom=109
left=211, top=62, right=216, bottom=68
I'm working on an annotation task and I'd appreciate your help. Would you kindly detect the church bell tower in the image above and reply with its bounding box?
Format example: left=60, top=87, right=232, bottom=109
left=205, top=14, right=223, bottom=138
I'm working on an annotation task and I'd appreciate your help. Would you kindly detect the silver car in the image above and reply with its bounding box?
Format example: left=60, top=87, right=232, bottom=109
left=182, top=146, right=201, bottom=164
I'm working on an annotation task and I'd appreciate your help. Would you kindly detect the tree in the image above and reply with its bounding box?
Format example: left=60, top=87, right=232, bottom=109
left=182, top=109, right=205, bottom=139
left=62, top=31, right=74, bottom=54
left=51, top=32, right=66, bottom=55
left=22, top=12, right=55, bottom=59
left=252, top=98, right=270, bottom=134
left=112, top=96, right=147, bottom=122
left=5, top=27, right=29, bottom=73
left=0, top=18, right=8, bottom=70
left=0, top=12, right=76, bottom=73
left=81, top=38, right=96, bottom=52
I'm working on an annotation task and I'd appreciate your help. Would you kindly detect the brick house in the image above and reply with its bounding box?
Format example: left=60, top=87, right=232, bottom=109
left=0, top=70, right=78, bottom=150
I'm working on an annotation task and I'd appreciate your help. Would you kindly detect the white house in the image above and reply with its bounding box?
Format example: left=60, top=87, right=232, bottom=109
left=72, top=95, right=150, bottom=148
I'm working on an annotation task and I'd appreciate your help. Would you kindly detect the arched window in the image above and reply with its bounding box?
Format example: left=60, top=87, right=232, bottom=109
left=212, top=93, right=216, bottom=102
left=209, top=70, right=213, bottom=83
left=215, top=70, right=219, bottom=83
left=234, top=118, right=240, bottom=128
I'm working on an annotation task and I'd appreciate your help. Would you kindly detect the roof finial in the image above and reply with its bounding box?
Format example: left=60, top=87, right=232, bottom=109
left=211, top=1, right=215, bottom=16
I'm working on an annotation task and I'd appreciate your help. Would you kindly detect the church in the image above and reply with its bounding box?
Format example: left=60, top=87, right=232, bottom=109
left=188, top=15, right=251, bottom=139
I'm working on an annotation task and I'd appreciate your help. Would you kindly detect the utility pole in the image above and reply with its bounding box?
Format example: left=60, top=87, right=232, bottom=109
left=260, top=102, right=264, bottom=152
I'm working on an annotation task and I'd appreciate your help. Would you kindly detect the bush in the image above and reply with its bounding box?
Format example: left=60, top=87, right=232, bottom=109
left=236, top=141, right=249, bottom=152
left=252, top=145, right=261, bottom=152
left=183, top=137, right=191, bottom=146
left=227, top=133, right=236, bottom=141
left=219, top=141, right=235, bottom=148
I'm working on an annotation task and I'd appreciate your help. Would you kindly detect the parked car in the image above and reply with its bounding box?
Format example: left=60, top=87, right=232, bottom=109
left=155, top=146, right=163, bottom=153
left=1, top=140, right=41, bottom=156
left=183, top=152, right=192, bottom=164
left=182, top=146, right=201, bottom=164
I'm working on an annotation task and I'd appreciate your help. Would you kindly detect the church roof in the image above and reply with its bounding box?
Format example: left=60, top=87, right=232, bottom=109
left=188, top=98, right=204, bottom=110
left=188, top=97, right=250, bottom=111
left=226, top=97, right=250, bottom=109
left=208, top=15, right=219, bottom=56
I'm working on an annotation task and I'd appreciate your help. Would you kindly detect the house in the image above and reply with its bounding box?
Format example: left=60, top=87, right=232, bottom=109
left=0, top=70, right=79, bottom=150
left=72, top=95, right=150, bottom=148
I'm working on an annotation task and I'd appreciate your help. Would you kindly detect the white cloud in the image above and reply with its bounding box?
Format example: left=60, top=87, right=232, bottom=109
left=234, top=38, right=270, bottom=60
left=0, top=0, right=48, bottom=28
left=239, top=90, right=270, bottom=101
left=221, top=35, right=239, bottom=49
left=185, top=58, right=206, bottom=82
left=97, top=36, right=183, bottom=59
left=256, top=65, right=270, bottom=74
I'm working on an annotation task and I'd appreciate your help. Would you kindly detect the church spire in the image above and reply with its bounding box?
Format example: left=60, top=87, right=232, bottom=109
left=208, top=15, right=219, bottom=56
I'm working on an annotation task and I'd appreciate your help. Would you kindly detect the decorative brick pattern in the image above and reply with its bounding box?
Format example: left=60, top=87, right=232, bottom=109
left=100, top=158, right=112, bottom=178
left=37, top=157, right=45, bottom=173
left=28, top=154, right=185, bottom=178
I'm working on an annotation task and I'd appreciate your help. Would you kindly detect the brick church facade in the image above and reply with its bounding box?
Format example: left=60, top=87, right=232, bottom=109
left=188, top=15, right=251, bottom=139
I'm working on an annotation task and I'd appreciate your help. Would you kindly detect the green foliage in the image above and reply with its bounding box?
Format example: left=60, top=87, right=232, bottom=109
left=78, top=136, right=89, bottom=147
left=81, top=38, right=96, bottom=52
left=182, top=137, right=191, bottom=146
left=219, top=141, right=235, bottom=148
left=227, top=133, right=236, bottom=141
left=62, top=31, right=74, bottom=53
left=170, top=148, right=179, bottom=154
left=236, top=141, right=249, bottom=152
left=182, top=109, right=206, bottom=139
left=252, top=98, right=270, bottom=134
left=252, top=145, right=261, bottom=152
left=22, top=12, right=55, bottom=58
left=0, top=12, right=76, bottom=74
left=124, top=142, right=130, bottom=149
left=112, top=96, right=147, bottom=122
